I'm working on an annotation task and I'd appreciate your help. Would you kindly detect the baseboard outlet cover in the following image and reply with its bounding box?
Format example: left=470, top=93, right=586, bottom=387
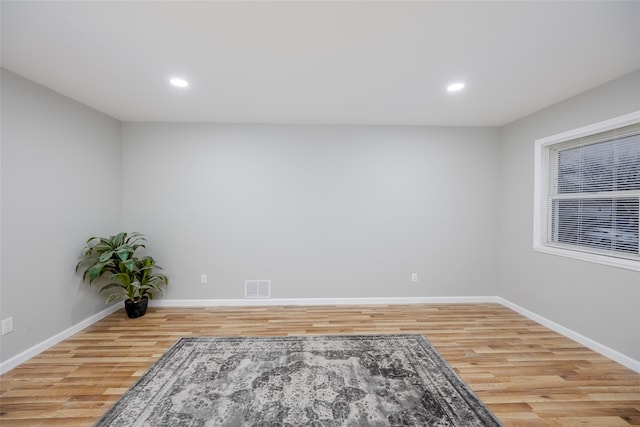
left=0, top=303, right=120, bottom=375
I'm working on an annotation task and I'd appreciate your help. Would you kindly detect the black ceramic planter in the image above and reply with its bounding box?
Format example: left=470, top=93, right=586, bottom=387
left=124, top=296, right=149, bottom=318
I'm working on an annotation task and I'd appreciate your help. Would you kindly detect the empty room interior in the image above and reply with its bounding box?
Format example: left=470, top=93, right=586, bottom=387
left=1, top=1, right=639, bottom=426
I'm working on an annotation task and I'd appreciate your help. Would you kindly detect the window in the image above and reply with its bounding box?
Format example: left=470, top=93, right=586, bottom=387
left=534, top=111, right=640, bottom=271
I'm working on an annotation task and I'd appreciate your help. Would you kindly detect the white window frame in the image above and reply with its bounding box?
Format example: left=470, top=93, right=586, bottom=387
left=533, top=111, right=640, bottom=272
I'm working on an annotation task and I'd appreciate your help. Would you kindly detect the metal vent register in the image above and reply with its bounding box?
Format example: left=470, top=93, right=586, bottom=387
left=244, top=280, right=271, bottom=299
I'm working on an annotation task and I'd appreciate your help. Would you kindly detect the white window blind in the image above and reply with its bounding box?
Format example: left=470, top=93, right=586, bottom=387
left=534, top=112, right=640, bottom=270
left=549, top=130, right=640, bottom=258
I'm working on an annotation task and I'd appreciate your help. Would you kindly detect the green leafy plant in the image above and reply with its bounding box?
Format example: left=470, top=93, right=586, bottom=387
left=76, top=232, right=168, bottom=303
left=102, top=256, right=169, bottom=303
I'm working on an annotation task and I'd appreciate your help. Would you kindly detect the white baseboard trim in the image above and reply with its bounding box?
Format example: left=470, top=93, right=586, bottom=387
left=150, top=296, right=500, bottom=307
left=3, top=296, right=638, bottom=375
left=498, top=297, right=640, bottom=374
left=0, top=304, right=120, bottom=375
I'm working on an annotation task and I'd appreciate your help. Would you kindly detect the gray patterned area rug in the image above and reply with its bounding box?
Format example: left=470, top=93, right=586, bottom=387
left=95, top=335, right=502, bottom=426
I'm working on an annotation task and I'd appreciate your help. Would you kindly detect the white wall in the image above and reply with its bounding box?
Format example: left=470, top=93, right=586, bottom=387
left=0, top=70, right=122, bottom=362
left=3, top=67, right=638, bottom=369
left=497, top=70, right=640, bottom=361
left=122, top=124, right=500, bottom=300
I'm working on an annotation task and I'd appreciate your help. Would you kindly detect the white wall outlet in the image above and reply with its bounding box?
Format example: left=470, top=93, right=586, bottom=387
left=1, top=317, right=13, bottom=335
left=411, top=273, right=418, bottom=283
left=200, top=274, right=208, bottom=284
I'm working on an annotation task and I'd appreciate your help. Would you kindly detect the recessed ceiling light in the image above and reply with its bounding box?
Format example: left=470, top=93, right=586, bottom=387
left=170, top=78, right=189, bottom=88
left=447, top=82, right=465, bottom=92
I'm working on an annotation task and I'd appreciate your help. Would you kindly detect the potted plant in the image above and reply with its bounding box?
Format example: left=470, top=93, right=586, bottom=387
left=76, top=232, right=168, bottom=318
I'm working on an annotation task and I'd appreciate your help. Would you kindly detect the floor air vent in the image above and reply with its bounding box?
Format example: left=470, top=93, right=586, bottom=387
left=245, top=280, right=271, bottom=299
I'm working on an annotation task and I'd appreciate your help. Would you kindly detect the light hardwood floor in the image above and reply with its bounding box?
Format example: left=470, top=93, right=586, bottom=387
left=1, top=303, right=639, bottom=426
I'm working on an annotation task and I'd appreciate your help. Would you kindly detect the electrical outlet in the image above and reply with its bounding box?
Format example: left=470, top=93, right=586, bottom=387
left=1, top=317, right=13, bottom=335
left=200, top=274, right=208, bottom=284
left=411, top=273, right=418, bottom=283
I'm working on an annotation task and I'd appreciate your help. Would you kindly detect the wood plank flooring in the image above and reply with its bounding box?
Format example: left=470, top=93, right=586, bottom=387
left=1, top=303, right=639, bottom=426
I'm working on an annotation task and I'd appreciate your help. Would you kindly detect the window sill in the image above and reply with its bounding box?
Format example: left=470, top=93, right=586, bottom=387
left=533, top=244, right=640, bottom=272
